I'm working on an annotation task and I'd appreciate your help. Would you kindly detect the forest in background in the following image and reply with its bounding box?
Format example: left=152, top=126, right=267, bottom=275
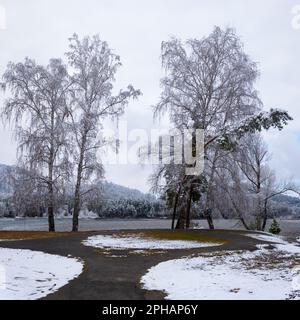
left=1, top=163, right=299, bottom=221
left=0, top=164, right=166, bottom=219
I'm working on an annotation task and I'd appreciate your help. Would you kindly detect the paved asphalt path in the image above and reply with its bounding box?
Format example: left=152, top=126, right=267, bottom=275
left=0, top=229, right=267, bottom=300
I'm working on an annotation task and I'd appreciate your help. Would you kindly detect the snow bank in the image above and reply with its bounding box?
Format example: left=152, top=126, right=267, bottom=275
left=141, top=242, right=300, bottom=300
left=245, top=233, right=287, bottom=244
left=54, top=207, right=98, bottom=219
left=0, top=248, right=83, bottom=300
left=274, top=242, right=300, bottom=254
left=246, top=233, right=300, bottom=254
left=82, top=234, right=222, bottom=250
left=79, top=208, right=98, bottom=219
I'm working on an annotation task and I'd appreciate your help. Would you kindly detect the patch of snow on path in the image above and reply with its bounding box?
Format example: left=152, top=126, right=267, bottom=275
left=82, top=234, right=222, bottom=250
left=141, top=242, right=300, bottom=300
left=0, top=248, right=83, bottom=300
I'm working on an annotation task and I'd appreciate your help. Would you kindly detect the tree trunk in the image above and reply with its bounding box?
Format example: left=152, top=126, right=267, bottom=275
left=72, top=178, right=81, bottom=232
left=206, top=216, right=214, bottom=230
left=47, top=151, right=55, bottom=232
left=171, top=194, right=179, bottom=230
left=47, top=107, right=55, bottom=232
left=72, top=162, right=83, bottom=232
left=261, top=199, right=268, bottom=231
left=204, top=209, right=215, bottom=230
left=185, top=185, right=193, bottom=229
left=48, top=206, right=55, bottom=232
left=203, top=150, right=219, bottom=230
left=72, top=133, right=87, bottom=232
left=48, top=182, right=55, bottom=232
left=262, top=217, right=267, bottom=232
left=228, top=190, right=250, bottom=230
left=256, top=215, right=262, bottom=231
left=255, top=167, right=262, bottom=231
left=175, top=207, right=186, bottom=229
left=239, top=216, right=250, bottom=230
left=171, top=185, right=182, bottom=229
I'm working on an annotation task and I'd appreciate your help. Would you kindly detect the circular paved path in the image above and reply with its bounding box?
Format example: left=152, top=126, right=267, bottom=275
left=0, top=229, right=267, bottom=300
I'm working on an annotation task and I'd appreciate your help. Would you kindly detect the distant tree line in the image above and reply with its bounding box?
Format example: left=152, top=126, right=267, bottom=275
left=0, top=169, right=166, bottom=219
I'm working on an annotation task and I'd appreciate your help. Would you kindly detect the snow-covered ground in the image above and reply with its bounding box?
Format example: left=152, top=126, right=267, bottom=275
left=0, top=248, right=83, bottom=300
left=141, top=239, right=300, bottom=300
left=245, top=232, right=287, bottom=244
left=245, top=233, right=300, bottom=255
left=82, top=234, right=223, bottom=250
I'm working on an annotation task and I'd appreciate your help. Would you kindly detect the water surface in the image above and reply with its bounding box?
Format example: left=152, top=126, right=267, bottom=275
left=0, top=218, right=299, bottom=238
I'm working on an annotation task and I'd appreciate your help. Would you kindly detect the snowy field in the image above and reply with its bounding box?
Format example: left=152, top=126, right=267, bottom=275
left=1, top=218, right=300, bottom=237
left=0, top=248, right=83, bottom=300
left=141, top=235, right=300, bottom=300
left=83, top=234, right=222, bottom=250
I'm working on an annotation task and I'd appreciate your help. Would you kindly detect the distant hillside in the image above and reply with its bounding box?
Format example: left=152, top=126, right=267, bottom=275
left=0, top=164, right=11, bottom=176
left=102, top=181, right=155, bottom=201
left=0, top=163, right=154, bottom=201
left=0, top=164, right=14, bottom=197
left=0, top=163, right=165, bottom=218
left=271, top=194, right=300, bottom=218
left=273, top=194, right=300, bottom=207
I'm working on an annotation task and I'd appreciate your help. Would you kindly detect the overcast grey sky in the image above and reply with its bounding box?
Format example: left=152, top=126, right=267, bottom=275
left=0, top=0, right=300, bottom=192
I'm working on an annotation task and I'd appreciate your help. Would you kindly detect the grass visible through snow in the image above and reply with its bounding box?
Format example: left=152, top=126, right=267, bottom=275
left=0, top=230, right=228, bottom=244
left=117, top=230, right=228, bottom=244
left=0, top=231, right=81, bottom=240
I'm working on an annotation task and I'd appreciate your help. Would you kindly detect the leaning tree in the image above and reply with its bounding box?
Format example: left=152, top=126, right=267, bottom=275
left=153, top=27, right=292, bottom=229
left=215, top=134, right=299, bottom=231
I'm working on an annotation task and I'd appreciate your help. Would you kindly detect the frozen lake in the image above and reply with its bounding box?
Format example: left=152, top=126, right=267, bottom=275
left=0, top=218, right=299, bottom=238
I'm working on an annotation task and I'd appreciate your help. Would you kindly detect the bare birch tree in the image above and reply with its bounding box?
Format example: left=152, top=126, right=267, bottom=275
left=1, top=58, right=71, bottom=231
left=66, top=34, right=141, bottom=232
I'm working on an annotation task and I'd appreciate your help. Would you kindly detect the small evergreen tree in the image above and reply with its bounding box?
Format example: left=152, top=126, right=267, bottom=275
left=269, top=218, right=281, bottom=235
